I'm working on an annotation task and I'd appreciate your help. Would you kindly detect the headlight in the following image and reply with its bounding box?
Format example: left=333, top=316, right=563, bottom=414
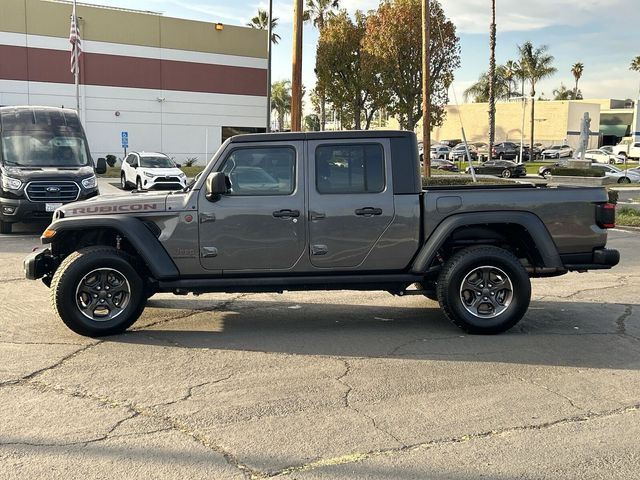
left=81, top=175, right=97, bottom=189
left=179, top=172, right=186, bottom=178
left=144, top=171, right=157, bottom=178
left=2, top=176, right=22, bottom=190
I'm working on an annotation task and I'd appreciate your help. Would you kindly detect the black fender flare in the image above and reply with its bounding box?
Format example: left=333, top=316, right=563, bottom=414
left=43, top=215, right=179, bottom=280
left=411, top=211, right=563, bottom=274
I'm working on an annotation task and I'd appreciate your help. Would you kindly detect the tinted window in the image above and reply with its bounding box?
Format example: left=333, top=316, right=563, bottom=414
left=316, top=144, right=385, bottom=194
left=220, top=147, right=295, bottom=196
left=140, top=156, right=176, bottom=168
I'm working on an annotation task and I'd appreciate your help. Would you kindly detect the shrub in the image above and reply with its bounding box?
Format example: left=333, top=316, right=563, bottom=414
left=607, top=189, right=619, bottom=205
left=423, top=176, right=515, bottom=187
left=184, top=157, right=198, bottom=167
left=549, top=167, right=604, bottom=177
left=105, top=154, right=117, bottom=167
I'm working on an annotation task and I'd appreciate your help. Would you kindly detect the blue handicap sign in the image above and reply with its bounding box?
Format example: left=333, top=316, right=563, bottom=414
left=121, top=131, right=129, bottom=148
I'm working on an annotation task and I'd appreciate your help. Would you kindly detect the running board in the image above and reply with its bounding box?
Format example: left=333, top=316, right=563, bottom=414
left=158, top=274, right=424, bottom=295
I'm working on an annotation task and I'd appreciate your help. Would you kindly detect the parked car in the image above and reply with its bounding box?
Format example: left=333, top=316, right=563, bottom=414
left=612, top=140, right=640, bottom=160
left=518, top=144, right=542, bottom=161
left=541, top=145, right=573, bottom=159
left=466, top=160, right=527, bottom=178
left=431, top=158, right=459, bottom=172
left=121, top=152, right=187, bottom=191
left=590, top=163, right=640, bottom=184
left=0, top=106, right=103, bottom=234
left=584, top=149, right=625, bottom=165
left=600, top=145, right=614, bottom=155
left=474, top=142, right=489, bottom=161
left=430, top=145, right=451, bottom=159
left=26, top=130, right=619, bottom=337
left=492, top=142, right=519, bottom=161
left=449, top=143, right=478, bottom=161
left=538, top=162, right=566, bottom=178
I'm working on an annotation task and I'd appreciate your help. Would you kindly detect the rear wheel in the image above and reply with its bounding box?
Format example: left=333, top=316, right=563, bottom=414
left=120, top=173, right=131, bottom=190
left=618, top=177, right=631, bottom=184
left=0, top=220, right=12, bottom=234
left=50, top=246, right=146, bottom=337
left=501, top=169, right=512, bottom=178
left=436, top=246, right=531, bottom=334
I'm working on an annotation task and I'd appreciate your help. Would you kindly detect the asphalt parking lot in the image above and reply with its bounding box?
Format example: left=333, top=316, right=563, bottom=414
left=1, top=190, right=639, bottom=478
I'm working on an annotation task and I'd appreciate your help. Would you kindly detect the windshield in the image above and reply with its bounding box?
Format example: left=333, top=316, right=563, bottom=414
left=140, top=156, right=176, bottom=168
left=1, top=134, right=89, bottom=167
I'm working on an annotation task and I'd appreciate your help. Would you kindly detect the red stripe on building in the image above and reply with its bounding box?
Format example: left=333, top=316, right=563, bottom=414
left=0, top=45, right=267, bottom=96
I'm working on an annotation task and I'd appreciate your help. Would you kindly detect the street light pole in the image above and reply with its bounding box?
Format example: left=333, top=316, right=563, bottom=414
left=266, top=0, right=273, bottom=132
left=421, top=0, right=431, bottom=178
left=291, top=0, right=303, bottom=131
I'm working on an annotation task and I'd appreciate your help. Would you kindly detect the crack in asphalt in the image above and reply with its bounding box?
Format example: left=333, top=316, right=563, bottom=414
left=516, top=377, right=586, bottom=412
left=0, top=340, right=88, bottom=346
left=149, top=374, right=234, bottom=409
left=11, top=378, right=259, bottom=480
left=265, top=403, right=640, bottom=478
left=333, top=359, right=404, bottom=447
left=616, top=305, right=633, bottom=336
left=20, top=342, right=102, bottom=382
left=536, top=275, right=630, bottom=301
left=132, top=293, right=249, bottom=333
left=386, top=336, right=464, bottom=356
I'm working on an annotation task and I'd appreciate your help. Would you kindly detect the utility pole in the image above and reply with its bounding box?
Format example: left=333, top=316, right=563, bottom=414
left=266, top=0, right=273, bottom=132
left=488, top=0, right=496, bottom=162
left=291, top=0, right=303, bottom=131
left=421, top=0, right=431, bottom=178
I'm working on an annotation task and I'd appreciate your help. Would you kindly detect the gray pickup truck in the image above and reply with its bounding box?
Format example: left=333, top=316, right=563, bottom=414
left=25, top=131, right=619, bottom=337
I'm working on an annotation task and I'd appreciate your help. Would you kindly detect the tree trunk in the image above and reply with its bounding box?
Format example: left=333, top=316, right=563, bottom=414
left=574, top=79, right=579, bottom=99
left=354, top=104, right=362, bottom=130
left=320, top=95, right=326, bottom=131
left=529, top=85, right=536, bottom=150
left=488, top=0, right=496, bottom=161
left=278, top=112, right=285, bottom=132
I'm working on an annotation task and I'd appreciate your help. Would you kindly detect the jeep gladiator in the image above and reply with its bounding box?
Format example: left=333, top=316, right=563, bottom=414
left=24, top=131, right=619, bottom=337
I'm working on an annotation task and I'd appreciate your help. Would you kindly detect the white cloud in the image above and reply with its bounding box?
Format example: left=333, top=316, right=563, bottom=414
left=441, top=0, right=630, bottom=34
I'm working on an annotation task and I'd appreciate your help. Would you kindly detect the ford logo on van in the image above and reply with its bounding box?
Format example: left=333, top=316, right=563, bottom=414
left=46, top=187, right=61, bottom=193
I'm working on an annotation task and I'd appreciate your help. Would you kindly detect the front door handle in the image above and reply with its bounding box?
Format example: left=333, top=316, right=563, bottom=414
left=355, top=207, right=383, bottom=216
left=273, top=209, right=300, bottom=218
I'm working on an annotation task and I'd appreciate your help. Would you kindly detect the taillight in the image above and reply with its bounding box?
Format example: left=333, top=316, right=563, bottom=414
left=596, top=203, right=616, bottom=229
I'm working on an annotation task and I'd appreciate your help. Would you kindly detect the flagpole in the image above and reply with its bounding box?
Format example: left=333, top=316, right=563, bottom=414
left=73, top=0, right=80, bottom=115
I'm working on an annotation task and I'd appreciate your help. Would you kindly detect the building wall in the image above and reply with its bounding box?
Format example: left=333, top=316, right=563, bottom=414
left=0, top=0, right=268, bottom=164
left=429, top=100, right=601, bottom=148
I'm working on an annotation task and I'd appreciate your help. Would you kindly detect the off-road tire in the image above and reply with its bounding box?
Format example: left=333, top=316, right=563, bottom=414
left=436, top=246, right=531, bottom=334
left=0, top=220, right=12, bottom=234
left=50, top=246, right=146, bottom=337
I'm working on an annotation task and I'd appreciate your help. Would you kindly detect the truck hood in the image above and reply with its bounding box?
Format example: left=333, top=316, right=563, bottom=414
left=56, top=192, right=168, bottom=218
left=2, top=165, right=95, bottom=182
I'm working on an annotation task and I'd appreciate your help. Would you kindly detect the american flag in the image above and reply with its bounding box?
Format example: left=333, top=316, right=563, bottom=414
left=69, top=3, right=82, bottom=75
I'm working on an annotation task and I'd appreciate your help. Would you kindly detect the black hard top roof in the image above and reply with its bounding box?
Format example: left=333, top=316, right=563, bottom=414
left=229, top=130, right=416, bottom=143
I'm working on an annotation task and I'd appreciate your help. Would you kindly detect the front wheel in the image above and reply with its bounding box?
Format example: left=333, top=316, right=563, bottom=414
left=436, top=246, right=531, bottom=334
left=618, top=177, right=631, bottom=184
left=50, top=246, right=146, bottom=337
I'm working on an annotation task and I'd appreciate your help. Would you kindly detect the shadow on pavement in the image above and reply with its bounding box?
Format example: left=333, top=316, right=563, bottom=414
left=112, top=298, right=640, bottom=370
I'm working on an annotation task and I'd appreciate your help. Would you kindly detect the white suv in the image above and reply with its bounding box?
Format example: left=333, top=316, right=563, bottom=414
left=120, top=152, right=187, bottom=191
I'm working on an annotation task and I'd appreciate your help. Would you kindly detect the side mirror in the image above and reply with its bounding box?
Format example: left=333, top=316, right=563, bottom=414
left=95, top=157, right=107, bottom=175
left=206, top=172, right=228, bottom=201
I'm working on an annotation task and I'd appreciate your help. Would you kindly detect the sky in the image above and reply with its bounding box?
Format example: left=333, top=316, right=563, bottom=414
left=81, top=0, right=640, bottom=102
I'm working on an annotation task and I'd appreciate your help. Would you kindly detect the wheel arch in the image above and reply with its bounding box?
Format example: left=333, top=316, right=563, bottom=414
left=45, top=216, right=179, bottom=280
left=411, top=211, right=564, bottom=275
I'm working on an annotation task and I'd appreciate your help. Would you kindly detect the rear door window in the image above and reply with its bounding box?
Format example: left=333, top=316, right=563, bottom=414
left=315, top=143, right=385, bottom=194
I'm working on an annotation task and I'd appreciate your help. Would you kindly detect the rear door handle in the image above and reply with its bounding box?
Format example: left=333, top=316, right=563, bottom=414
left=355, top=207, right=382, bottom=216
left=273, top=209, right=300, bottom=218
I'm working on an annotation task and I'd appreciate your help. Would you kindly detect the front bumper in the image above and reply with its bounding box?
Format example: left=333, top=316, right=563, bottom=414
left=142, top=176, right=187, bottom=190
left=1, top=189, right=99, bottom=224
left=24, top=248, right=55, bottom=281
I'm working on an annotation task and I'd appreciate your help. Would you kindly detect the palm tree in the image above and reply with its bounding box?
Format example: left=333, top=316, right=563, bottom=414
left=630, top=56, right=640, bottom=72
left=247, top=9, right=281, bottom=44
left=271, top=80, right=292, bottom=131
left=518, top=42, right=557, bottom=149
left=464, top=66, right=519, bottom=103
left=503, top=60, right=520, bottom=100
left=305, top=0, right=340, bottom=130
left=571, top=62, right=584, bottom=99
left=488, top=0, right=497, bottom=160
left=553, top=83, right=573, bottom=100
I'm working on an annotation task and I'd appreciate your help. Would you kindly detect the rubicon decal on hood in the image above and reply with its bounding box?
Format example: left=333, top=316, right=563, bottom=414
left=67, top=203, right=161, bottom=216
